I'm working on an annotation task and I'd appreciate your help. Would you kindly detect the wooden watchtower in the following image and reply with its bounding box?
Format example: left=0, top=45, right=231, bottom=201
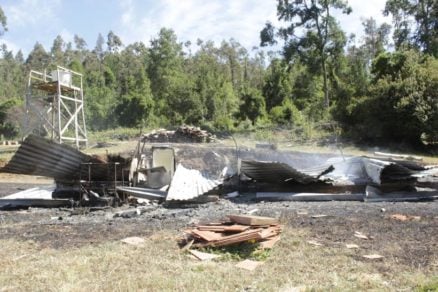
left=24, top=66, right=88, bottom=148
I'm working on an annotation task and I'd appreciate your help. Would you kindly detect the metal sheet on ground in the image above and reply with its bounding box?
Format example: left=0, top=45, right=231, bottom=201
left=166, top=164, right=222, bottom=201
left=240, top=160, right=333, bottom=184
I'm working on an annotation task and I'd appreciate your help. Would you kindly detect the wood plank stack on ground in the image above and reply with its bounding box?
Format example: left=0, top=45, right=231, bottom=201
left=183, top=215, right=283, bottom=248
left=141, top=125, right=215, bottom=143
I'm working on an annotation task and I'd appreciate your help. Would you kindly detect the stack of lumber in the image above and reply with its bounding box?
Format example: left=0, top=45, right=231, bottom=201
left=184, top=215, right=282, bottom=249
left=142, top=125, right=215, bottom=143
left=175, top=125, right=215, bottom=143
left=141, top=129, right=174, bottom=143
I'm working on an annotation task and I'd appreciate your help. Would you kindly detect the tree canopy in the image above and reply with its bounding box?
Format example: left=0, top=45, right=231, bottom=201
left=0, top=1, right=437, bottom=148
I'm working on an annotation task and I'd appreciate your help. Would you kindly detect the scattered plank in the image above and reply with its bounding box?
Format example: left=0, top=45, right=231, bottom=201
left=180, top=239, right=194, bottom=252
left=235, top=259, right=263, bottom=271
left=362, top=254, right=384, bottom=260
left=259, top=226, right=283, bottom=239
left=354, top=231, right=369, bottom=240
left=311, top=214, right=329, bottom=219
left=120, top=237, right=145, bottom=246
left=197, top=225, right=250, bottom=233
left=182, top=215, right=282, bottom=248
left=188, top=250, right=221, bottom=261
left=208, top=229, right=263, bottom=247
left=191, top=230, right=224, bottom=242
left=259, top=235, right=281, bottom=249
left=228, top=214, right=279, bottom=226
left=389, top=214, right=421, bottom=221
left=307, top=240, right=323, bottom=247
left=346, top=243, right=360, bottom=249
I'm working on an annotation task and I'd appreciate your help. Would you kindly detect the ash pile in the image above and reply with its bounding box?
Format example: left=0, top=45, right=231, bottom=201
left=142, top=125, right=215, bottom=143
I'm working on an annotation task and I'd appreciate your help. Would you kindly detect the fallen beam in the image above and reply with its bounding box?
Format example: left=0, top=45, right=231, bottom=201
left=256, top=192, right=364, bottom=201
left=0, top=199, right=71, bottom=209
left=240, top=181, right=366, bottom=193
left=365, top=186, right=438, bottom=202
left=374, top=151, right=423, bottom=162
left=116, top=186, right=166, bottom=201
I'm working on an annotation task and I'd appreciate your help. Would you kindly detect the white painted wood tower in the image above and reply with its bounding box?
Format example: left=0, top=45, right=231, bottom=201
left=24, top=66, right=88, bottom=148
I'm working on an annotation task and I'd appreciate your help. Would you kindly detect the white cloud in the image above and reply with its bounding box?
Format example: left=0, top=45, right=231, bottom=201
left=2, top=0, right=63, bottom=54
left=60, top=28, right=74, bottom=44
left=336, top=0, right=391, bottom=43
left=116, top=0, right=391, bottom=53
left=117, top=0, right=278, bottom=50
left=2, top=0, right=394, bottom=56
left=119, top=0, right=134, bottom=26
left=4, top=0, right=61, bottom=28
left=0, top=38, right=21, bottom=54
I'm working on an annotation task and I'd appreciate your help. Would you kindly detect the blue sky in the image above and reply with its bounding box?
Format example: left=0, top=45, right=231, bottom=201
left=0, top=0, right=390, bottom=56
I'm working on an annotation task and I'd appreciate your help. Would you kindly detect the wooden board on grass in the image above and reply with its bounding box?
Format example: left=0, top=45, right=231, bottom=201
left=259, top=235, right=281, bottom=249
left=235, top=259, right=263, bottom=271
left=197, top=224, right=250, bottom=233
left=188, top=249, right=221, bottom=261
left=228, top=215, right=278, bottom=226
left=259, top=226, right=282, bottom=239
left=190, top=229, right=224, bottom=241
left=206, top=228, right=263, bottom=247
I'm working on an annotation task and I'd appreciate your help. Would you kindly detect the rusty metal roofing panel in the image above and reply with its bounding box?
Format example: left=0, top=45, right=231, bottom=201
left=166, top=164, right=222, bottom=201
left=1, top=135, right=89, bottom=179
left=0, top=135, right=111, bottom=181
left=240, top=160, right=333, bottom=184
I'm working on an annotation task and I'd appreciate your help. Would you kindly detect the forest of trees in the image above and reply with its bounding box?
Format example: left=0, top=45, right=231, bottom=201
left=0, top=0, right=437, bottom=148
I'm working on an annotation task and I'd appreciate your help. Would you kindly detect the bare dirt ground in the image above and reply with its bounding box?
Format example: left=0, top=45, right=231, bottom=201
left=1, top=182, right=436, bottom=266
left=1, top=192, right=437, bottom=290
left=0, top=182, right=437, bottom=290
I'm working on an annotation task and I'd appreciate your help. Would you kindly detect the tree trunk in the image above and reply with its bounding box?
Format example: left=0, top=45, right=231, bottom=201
left=314, top=43, right=330, bottom=108
left=321, top=54, right=329, bottom=108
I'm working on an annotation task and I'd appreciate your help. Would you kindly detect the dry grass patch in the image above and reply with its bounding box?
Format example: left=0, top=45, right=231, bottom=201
left=0, top=228, right=435, bottom=291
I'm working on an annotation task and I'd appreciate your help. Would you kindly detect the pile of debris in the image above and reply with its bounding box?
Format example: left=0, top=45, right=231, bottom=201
left=182, top=215, right=282, bottom=249
left=241, top=156, right=438, bottom=202
left=142, top=125, right=215, bottom=143
left=1, top=132, right=437, bottom=210
left=117, top=163, right=223, bottom=202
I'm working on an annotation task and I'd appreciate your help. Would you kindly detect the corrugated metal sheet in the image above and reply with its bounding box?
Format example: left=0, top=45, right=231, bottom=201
left=362, top=158, right=415, bottom=185
left=240, top=160, right=333, bottom=184
left=2, top=185, right=55, bottom=199
left=1, top=135, right=109, bottom=181
left=166, top=164, right=222, bottom=201
left=0, top=184, right=70, bottom=209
